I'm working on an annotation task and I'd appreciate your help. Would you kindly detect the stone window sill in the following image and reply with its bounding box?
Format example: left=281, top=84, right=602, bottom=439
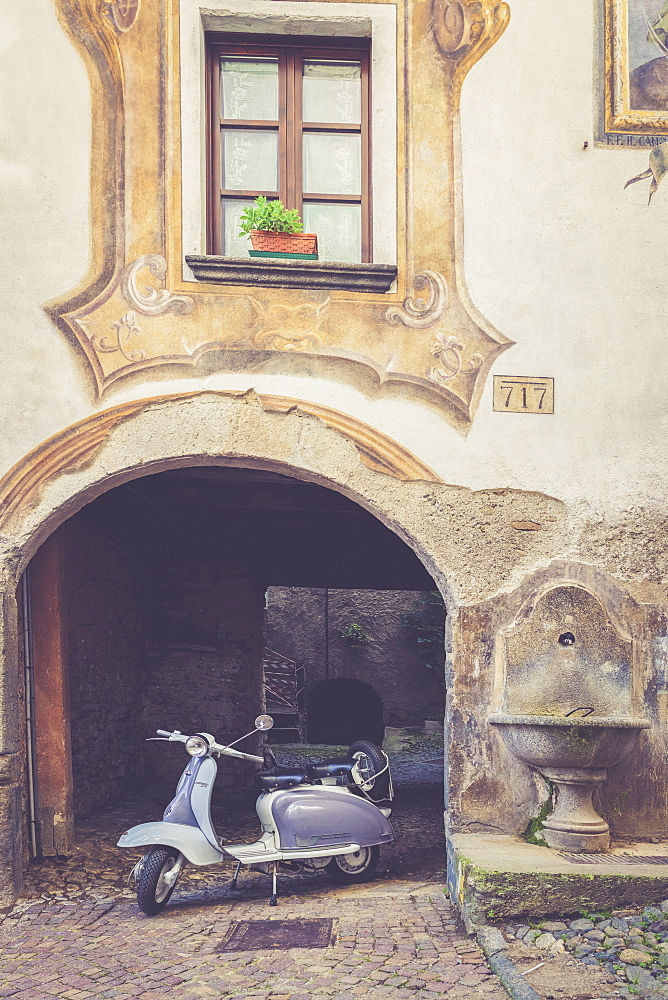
left=185, top=255, right=397, bottom=293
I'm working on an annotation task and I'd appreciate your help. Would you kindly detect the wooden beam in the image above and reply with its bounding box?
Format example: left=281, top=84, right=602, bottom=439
left=30, top=528, right=73, bottom=855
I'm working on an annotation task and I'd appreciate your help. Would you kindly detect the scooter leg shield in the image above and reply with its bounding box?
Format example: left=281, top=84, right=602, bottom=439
left=118, top=821, right=224, bottom=865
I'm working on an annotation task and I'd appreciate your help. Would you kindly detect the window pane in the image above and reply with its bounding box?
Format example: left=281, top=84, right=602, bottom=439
left=302, top=60, right=361, bottom=124
left=222, top=130, right=278, bottom=191
left=222, top=199, right=255, bottom=256
left=303, top=133, right=361, bottom=195
left=303, top=202, right=361, bottom=263
left=221, top=58, right=279, bottom=120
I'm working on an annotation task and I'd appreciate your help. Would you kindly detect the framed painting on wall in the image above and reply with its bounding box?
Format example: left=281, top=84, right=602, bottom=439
left=606, top=0, right=668, bottom=137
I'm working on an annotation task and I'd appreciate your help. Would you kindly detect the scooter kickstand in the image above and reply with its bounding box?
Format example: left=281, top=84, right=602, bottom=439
left=230, top=860, right=241, bottom=891
left=269, top=862, right=278, bottom=906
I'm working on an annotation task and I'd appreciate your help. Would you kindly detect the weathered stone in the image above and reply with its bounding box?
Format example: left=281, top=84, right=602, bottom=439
left=604, top=936, right=626, bottom=948
left=570, top=919, right=595, bottom=932
left=534, top=932, right=557, bottom=950
left=574, top=944, right=596, bottom=958
left=584, top=929, right=606, bottom=942
left=541, top=921, right=568, bottom=932
left=620, top=948, right=654, bottom=965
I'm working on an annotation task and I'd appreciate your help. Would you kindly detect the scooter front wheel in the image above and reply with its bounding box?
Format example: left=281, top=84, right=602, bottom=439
left=325, top=845, right=379, bottom=884
left=136, top=846, right=183, bottom=915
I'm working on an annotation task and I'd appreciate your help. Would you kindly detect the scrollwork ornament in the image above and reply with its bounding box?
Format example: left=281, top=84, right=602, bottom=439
left=427, top=332, right=483, bottom=385
left=92, top=310, right=147, bottom=362
left=101, top=0, right=140, bottom=32
left=431, top=0, right=510, bottom=71
left=385, top=271, right=448, bottom=330
left=121, top=255, right=195, bottom=317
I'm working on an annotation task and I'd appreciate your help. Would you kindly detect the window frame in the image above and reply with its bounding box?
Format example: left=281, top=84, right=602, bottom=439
left=206, top=33, right=372, bottom=263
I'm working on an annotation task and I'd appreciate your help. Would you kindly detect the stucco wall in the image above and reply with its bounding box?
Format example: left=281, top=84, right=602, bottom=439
left=0, top=0, right=666, bottom=550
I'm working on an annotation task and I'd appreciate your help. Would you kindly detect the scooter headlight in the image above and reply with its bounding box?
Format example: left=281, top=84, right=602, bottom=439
left=185, top=735, right=209, bottom=757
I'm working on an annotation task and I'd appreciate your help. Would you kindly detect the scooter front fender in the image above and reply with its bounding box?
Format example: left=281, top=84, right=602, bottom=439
left=117, top=821, right=224, bottom=866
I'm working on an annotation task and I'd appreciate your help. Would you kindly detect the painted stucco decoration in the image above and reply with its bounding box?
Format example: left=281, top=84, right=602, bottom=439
left=385, top=271, right=448, bottom=329
left=102, top=0, right=140, bottom=33
left=48, top=0, right=513, bottom=420
left=0, top=391, right=441, bottom=528
left=93, top=310, right=146, bottom=362
left=249, top=297, right=330, bottom=352
left=431, top=0, right=511, bottom=84
left=427, top=333, right=483, bottom=386
left=121, top=255, right=195, bottom=317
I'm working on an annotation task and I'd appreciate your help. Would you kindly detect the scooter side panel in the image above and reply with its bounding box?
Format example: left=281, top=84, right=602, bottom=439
left=117, top=821, right=224, bottom=865
left=269, top=787, right=395, bottom=850
left=163, top=756, right=205, bottom=826
left=189, top=757, right=220, bottom=850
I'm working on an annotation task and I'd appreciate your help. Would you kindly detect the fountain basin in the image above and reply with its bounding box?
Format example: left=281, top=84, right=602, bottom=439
left=489, top=714, right=650, bottom=852
left=488, top=714, right=650, bottom=768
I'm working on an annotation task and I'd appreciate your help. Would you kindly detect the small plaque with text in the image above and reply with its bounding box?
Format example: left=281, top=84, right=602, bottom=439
left=493, top=376, right=554, bottom=414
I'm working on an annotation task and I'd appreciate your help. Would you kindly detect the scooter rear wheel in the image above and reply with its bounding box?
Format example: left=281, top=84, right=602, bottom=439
left=325, top=845, right=379, bottom=884
left=136, top=845, right=182, bottom=915
left=347, top=740, right=390, bottom=801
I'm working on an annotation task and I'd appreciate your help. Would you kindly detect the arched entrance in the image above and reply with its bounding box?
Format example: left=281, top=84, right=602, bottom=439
left=24, top=464, right=438, bottom=850
left=0, top=392, right=457, bottom=902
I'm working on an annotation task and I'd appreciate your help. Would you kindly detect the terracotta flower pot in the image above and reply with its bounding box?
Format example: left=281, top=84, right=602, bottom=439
left=249, top=230, right=318, bottom=255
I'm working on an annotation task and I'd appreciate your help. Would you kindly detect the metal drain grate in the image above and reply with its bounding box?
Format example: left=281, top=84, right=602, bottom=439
left=216, top=918, right=334, bottom=952
left=560, top=853, right=668, bottom=866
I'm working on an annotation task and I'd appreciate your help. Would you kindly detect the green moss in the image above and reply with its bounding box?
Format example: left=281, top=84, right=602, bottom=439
left=523, top=782, right=554, bottom=846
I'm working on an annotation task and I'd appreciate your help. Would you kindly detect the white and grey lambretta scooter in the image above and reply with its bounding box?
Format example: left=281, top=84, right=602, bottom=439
left=118, top=715, right=394, bottom=915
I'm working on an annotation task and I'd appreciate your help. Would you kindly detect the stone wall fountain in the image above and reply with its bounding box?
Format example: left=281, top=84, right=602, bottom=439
left=489, top=586, right=650, bottom=852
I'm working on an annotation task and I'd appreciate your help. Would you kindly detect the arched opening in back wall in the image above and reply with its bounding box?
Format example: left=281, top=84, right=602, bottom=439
left=20, top=464, right=446, bottom=889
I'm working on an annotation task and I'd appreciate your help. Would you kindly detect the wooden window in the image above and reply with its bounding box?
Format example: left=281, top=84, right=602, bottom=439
left=207, top=35, right=371, bottom=263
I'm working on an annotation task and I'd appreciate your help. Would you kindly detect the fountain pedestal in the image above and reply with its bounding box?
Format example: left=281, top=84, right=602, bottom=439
left=539, top=766, right=609, bottom=851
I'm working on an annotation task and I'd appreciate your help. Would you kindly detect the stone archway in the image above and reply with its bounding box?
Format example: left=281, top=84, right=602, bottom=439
left=0, top=390, right=568, bottom=904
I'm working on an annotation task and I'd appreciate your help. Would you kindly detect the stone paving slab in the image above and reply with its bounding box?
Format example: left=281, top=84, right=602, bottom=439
left=0, top=881, right=510, bottom=999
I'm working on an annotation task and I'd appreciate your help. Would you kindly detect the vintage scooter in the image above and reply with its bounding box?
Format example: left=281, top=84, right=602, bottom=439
left=118, top=715, right=394, bottom=915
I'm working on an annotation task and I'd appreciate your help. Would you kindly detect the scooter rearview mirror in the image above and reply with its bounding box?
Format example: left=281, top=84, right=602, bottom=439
left=255, top=714, right=274, bottom=731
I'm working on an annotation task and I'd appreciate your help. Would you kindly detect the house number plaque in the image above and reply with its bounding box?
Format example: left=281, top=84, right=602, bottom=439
left=493, top=376, right=554, bottom=414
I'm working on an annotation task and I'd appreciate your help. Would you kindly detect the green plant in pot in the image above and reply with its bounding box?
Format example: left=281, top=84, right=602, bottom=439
left=238, top=197, right=318, bottom=257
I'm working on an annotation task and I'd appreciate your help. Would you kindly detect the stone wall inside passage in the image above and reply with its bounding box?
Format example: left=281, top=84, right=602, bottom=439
left=264, top=587, right=445, bottom=732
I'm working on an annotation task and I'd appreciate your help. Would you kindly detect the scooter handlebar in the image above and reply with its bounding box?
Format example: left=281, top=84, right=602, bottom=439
left=155, top=729, right=263, bottom=763
left=211, top=742, right=264, bottom=763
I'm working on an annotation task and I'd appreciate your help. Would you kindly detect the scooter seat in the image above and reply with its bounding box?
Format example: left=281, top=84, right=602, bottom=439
left=307, top=758, right=354, bottom=779
left=256, top=769, right=307, bottom=790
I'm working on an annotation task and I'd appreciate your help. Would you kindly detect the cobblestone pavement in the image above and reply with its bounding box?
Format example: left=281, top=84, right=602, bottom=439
left=0, top=743, right=510, bottom=999
left=0, top=880, right=509, bottom=1000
